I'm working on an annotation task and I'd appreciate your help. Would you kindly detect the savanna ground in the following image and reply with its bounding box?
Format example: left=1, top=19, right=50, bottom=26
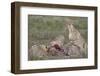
left=28, top=15, right=88, bottom=60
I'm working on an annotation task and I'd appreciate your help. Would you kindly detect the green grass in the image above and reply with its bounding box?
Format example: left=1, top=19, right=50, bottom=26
left=28, top=15, right=88, bottom=49
left=28, top=15, right=88, bottom=60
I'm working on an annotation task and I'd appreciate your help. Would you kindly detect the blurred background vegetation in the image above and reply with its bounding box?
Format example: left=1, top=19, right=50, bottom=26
left=28, top=15, right=88, bottom=49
